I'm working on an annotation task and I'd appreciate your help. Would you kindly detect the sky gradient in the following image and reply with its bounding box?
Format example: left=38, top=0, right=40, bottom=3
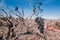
left=0, top=0, right=60, bottom=19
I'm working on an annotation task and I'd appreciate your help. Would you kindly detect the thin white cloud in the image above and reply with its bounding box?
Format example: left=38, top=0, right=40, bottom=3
left=43, top=0, right=56, bottom=4
left=42, top=15, right=59, bottom=19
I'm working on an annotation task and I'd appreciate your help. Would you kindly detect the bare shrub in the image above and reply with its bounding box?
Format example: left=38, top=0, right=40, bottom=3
left=55, top=21, right=60, bottom=29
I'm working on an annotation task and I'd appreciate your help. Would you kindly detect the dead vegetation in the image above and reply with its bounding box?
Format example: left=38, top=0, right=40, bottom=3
left=54, top=21, right=60, bottom=29
left=0, top=0, right=60, bottom=40
left=0, top=16, right=45, bottom=40
left=0, top=4, right=45, bottom=40
left=0, top=12, right=60, bottom=40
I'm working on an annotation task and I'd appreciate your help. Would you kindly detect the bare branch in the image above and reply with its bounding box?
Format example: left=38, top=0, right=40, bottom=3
left=21, top=7, right=24, bottom=19
left=0, top=9, right=8, bottom=17
left=30, top=0, right=43, bottom=18
left=0, top=12, right=4, bottom=17
left=14, top=6, right=22, bottom=16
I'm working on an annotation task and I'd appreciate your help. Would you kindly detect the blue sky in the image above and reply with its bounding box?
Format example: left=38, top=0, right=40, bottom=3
left=0, top=0, right=60, bottom=19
